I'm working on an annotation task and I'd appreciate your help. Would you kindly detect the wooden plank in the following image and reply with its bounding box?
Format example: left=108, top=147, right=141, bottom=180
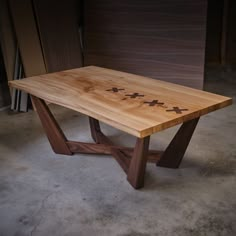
left=33, top=0, right=82, bottom=72
left=9, top=0, right=46, bottom=77
left=9, top=66, right=232, bottom=138
left=0, top=0, right=16, bottom=82
left=84, top=0, right=207, bottom=89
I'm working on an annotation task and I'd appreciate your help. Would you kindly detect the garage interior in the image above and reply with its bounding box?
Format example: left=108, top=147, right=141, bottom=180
left=0, top=0, right=235, bottom=235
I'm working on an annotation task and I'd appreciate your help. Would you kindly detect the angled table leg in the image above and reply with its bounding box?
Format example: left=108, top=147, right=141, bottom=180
left=127, top=137, right=150, bottom=189
left=89, top=117, right=113, bottom=145
left=89, top=117, right=132, bottom=173
left=30, top=97, right=200, bottom=189
left=89, top=117, right=151, bottom=189
left=157, top=117, right=199, bottom=168
left=30, top=95, right=72, bottom=155
left=89, top=117, right=101, bottom=143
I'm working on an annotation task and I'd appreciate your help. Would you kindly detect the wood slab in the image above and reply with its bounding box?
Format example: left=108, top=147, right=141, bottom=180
left=9, top=66, right=232, bottom=138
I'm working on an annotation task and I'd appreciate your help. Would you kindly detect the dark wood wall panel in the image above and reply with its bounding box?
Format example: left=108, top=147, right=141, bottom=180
left=84, top=0, right=207, bottom=89
left=226, top=0, right=236, bottom=64
left=205, top=0, right=224, bottom=65
left=33, top=0, right=82, bottom=72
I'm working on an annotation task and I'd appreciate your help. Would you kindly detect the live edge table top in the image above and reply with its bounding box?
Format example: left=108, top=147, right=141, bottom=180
left=9, top=66, right=232, bottom=138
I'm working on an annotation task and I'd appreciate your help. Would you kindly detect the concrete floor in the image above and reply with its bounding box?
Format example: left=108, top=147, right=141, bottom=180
left=0, top=76, right=235, bottom=236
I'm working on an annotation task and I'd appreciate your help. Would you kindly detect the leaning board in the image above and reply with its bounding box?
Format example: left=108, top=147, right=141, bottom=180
left=33, top=0, right=82, bottom=72
left=9, top=0, right=46, bottom=77
left=9, top=66, right=232, bottom=137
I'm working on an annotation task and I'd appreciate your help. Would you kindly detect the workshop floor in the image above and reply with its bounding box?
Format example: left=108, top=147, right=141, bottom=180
left=0, top=71, right=236, bottom=236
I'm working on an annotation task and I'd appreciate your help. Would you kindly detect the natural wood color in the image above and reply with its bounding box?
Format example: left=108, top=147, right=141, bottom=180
left=157, top=118, right=199, bottom=168
left=66, top=141, right=111, bottom=155
left=66, top=141, right=162, bottom=162
left=127, top=137, right=150, bottom=189
left=11, top=66, right=233, bottom=189
left=30, top=96, right=72, bottom=155
left=111, top=149, right=131, bottom=174
left=29, top=98, right=161, bottom=188
left=9, top=0, right=46, bottom=77
left=88, top=117, right=130, bottom=173
left=9, top=66, right=232, bottom=138
left=89, top=116, right=100, bottom=143
left=88, top=117, right=113, bottom=144
left=88, top=117, right=161, bottom=175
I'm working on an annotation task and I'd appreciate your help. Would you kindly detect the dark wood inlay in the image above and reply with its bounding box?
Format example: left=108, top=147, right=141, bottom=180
left=166, top=106, right=189, bottom=114
left=106, top=87, right=125, bottom=92
left=144, top=100, right=164, bottom=106
left=125, top=93, right=144, bottom=98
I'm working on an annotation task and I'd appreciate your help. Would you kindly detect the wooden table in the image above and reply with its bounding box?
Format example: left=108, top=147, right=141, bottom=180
left=9, top=66, right=232, bottom=189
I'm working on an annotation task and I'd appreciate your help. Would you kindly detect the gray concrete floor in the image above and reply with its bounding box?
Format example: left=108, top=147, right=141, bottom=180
left=0, top=76, right=236, bottom=236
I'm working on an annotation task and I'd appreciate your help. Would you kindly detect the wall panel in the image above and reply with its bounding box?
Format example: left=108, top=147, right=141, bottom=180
left=84, top=0, right=207, bottom=89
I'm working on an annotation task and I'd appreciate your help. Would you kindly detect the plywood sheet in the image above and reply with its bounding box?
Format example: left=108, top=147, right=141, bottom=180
left=33, top=0, right=83, bottom=72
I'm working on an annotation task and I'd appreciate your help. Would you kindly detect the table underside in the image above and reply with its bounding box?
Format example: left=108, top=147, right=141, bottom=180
left=31, top=95, right=199, bottom=189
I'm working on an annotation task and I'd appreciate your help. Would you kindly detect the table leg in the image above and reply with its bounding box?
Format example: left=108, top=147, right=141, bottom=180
left=157, top=117, right=199, bottom=168
left=30, top=96, right=200, bottom=189
left=127, top=136, right=150, bottom=189
left=30, top=95, right=72, bottom=155
left=89, top=117, right=101, bottom=143
left=89, top=117, right=113, bottom=145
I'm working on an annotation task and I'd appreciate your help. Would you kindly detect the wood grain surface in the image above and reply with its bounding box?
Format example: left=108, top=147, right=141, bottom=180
left=33, top=0, right=82, bottom=72
left=9, top=66, right=232, bottom=137
left=84, top=0, right=207, bottom=89
left=9, top=0, right=46, bottom=77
